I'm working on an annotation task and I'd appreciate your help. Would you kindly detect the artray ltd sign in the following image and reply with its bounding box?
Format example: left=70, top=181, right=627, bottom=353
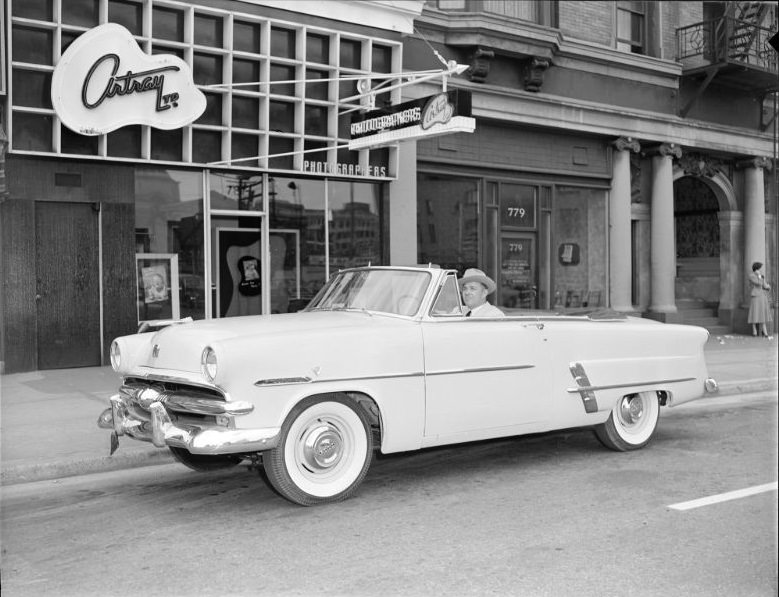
left=51, top=23, right=206, bottom=135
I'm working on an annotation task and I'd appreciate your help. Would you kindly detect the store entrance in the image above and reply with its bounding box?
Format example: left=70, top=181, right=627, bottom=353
left=35, top=201, right=101, bottom=369
left=498, top=233, right=538, bottom=309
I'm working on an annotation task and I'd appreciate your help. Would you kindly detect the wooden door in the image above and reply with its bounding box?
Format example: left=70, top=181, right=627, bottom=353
left=36, top=202, right=101, bottom=369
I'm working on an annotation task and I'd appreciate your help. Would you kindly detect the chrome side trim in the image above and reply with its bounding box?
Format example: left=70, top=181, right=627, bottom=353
left=251, top=365, right=535, bottom=387
left=568, top=362, right=599, bottom=413
left=254, top=376, right=312, bottom=387
left=254, top=371, right=425, bottom=386
left=425, top=364, right=535, bottom=376
left=565, top=377, right=696, bottom=393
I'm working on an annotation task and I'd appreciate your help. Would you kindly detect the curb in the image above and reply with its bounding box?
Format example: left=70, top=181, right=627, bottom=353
left=2, top=380, right=775, bottom=487
left=1, top=449, right=174, bottom=486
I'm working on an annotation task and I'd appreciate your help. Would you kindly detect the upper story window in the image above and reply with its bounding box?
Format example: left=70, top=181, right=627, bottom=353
left=616, top=0, right=646, bottom=54
left=430, top=0, right=557, bottom=26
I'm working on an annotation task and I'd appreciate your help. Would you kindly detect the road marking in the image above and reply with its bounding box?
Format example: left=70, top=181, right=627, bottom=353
left=668, top=482, right=778, bottom=511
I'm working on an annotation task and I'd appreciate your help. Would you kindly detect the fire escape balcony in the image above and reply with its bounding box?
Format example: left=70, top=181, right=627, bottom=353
left=677, top=16, right=778, bottom=101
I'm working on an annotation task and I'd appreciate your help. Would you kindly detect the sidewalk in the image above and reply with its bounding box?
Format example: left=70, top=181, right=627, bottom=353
left=1, top=334, right=776, bottom=486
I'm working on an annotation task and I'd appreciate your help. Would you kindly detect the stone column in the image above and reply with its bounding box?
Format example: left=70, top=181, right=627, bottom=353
left=648, top=143, right=682, bottom=316
left=738, top=157, right=771, bottom=277
left=609, top=136, right=640, bottom=311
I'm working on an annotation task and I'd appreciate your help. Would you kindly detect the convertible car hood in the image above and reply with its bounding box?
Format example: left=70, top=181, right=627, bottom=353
left=136, top=311, right=407, bottom=373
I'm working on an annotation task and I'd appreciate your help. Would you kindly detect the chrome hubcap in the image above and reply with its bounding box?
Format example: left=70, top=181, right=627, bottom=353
left=301, top=421, right=343, bottom=471
left=619, top=395, right=644, bottom=427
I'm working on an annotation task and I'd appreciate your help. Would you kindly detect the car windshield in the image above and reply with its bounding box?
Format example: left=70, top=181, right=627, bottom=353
left=306, top=269, right=432, bottom=316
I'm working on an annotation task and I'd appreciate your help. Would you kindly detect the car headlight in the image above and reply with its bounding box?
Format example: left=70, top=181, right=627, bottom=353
left=201, top=346, right=218, bottom=382
left=110, top=340, right=121, bottom=371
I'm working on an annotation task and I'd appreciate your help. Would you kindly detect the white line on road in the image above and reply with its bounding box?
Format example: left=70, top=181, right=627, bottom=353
left=668, top=482, right=778, bottom=511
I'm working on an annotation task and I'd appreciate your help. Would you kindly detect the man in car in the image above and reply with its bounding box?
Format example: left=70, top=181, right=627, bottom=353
left=459, top=268, right=505, bottom=318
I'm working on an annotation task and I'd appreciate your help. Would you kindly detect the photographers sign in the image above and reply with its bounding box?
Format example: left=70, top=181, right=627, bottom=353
left=349, top=89, right=474, bottom=150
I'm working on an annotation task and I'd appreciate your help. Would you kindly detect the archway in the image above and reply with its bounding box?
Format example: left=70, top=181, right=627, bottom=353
left=673, top=175, right=721, bottom=304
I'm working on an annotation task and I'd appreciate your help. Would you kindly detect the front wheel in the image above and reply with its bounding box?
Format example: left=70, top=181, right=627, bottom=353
left=263, top=396, right=374, bottom=506
left=594, top=391, right=660, bottom=451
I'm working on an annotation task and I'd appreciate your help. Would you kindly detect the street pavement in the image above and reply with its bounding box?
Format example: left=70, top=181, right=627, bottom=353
left=1, top=333, right=776, bottom=486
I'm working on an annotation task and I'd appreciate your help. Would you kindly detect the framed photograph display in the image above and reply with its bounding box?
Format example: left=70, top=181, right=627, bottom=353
left=135, top=253, right=180, bottom=324
left=216, top=228, right=300, bottom=317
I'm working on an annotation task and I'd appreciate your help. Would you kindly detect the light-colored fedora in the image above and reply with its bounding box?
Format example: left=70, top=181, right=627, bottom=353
left=458, top=268, right=496, bottom=294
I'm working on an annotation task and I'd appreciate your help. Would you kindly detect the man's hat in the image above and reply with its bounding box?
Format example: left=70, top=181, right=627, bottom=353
left=458, top=268, right=496, bottom=294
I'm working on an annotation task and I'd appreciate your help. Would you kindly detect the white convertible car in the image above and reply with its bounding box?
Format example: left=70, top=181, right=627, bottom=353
left=99, top=265, right=718, bottom=505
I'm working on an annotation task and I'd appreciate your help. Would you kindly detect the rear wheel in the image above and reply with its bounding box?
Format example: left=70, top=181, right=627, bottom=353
left=263, top=396, right=373, bottom=506
left=594, top=391, right=660, bottom=451
left=169, top=446, right=243, bottom=471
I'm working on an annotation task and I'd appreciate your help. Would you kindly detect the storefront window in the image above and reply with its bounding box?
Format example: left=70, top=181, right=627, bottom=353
left=12, top=70, right=52, bottom=109
left=61, top=125, right=99, bottom=155
left=152, top=6, right=184, bottom=42
left=234, top=20, right=262, bottom=53
left=208, top=174, right=384, bottom=315
left=12, top=113, right=53, bottom=152
left=194, top=13, right=224, bottom=48
left=62, top=0, right=99, bottom=28
left=135, top=169, right=205, bottom=322
left=13, top=26, right=53, bottom=65
left=108, top=126, right=143, bottom=159
left=109, top=0, right=143, bottom=35
left=150, top=129, right=182, bottom=161
left=551, top=186, right=607, bottom=310
left=12, top=0, right=53, bottom=20
left=417, top=173, right=479, bottom=273
left=192, top=130, right=222, bottom=164
left=327, top=180, right=383, bottom=270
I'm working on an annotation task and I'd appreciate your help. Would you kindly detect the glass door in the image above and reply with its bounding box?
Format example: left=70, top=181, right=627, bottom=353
left=499, top=233, right=537, bottom=309
left=210, top=218, right=264, bottom=317
left=207, top=171, right=269, bottom=318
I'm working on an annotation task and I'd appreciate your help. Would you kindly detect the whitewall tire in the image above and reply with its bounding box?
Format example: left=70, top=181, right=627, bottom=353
left=263, top=395, right=374, bottom=506
left=594, top=391, right=660, bottom=451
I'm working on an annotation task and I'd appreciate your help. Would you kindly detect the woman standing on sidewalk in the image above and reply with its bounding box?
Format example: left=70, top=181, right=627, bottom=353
left=748, top=261, right=773, bottom=338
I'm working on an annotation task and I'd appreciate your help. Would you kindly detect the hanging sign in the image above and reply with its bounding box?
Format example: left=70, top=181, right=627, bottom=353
left=349, top=89, right=474, bottom=150
left=51, top=23, right=206, bottom=135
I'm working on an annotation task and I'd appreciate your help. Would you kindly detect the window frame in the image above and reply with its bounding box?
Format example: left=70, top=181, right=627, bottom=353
left=616, top=0, right=647, bottom=54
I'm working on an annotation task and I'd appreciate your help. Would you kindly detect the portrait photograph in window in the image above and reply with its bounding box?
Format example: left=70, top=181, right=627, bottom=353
left=135, top=253, right=180, bottom=324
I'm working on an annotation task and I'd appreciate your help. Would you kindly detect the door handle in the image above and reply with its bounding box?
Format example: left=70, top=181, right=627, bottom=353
left=35, top=294, right=42, bottom=302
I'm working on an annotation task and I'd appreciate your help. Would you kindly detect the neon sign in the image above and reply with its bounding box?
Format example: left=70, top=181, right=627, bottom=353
left=52, top=23, right=206, bottom=136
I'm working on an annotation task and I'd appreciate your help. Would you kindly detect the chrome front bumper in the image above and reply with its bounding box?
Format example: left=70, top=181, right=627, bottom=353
left=97, top=392, right=279, bottom=455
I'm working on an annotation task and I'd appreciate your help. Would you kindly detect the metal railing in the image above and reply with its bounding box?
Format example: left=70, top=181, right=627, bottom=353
left=677, top=17, right=778, bottom=72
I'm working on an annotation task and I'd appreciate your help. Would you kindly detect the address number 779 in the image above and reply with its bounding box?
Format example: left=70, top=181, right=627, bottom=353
left=507, top=207, right=526, bottom=218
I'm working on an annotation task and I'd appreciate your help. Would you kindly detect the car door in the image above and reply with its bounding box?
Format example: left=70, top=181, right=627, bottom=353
left=422, top=316, right=551, bottom=444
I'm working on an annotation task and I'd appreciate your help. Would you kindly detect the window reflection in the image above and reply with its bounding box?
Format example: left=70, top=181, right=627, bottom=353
left=327, top=181, right=382, bottom=269
left=417, top=173, right=479, bottom=273
left=552, top=187, right=607, bottom=310
left=135, top=169, right=205, bottom=321
left=210, top=172, right=264, bottom=211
